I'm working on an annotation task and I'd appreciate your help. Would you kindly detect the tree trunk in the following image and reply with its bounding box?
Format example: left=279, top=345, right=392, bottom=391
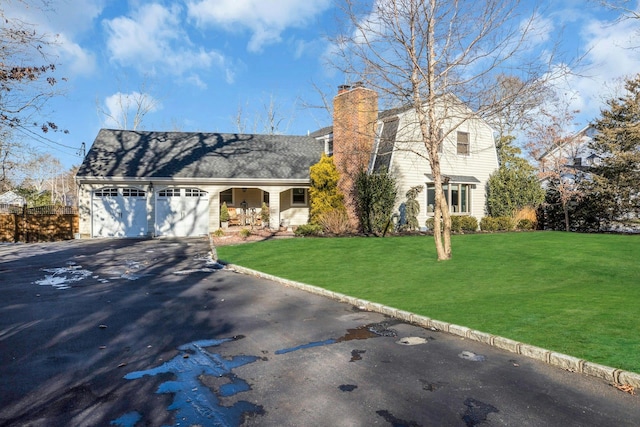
left=563, top=201, right=570, bottom=232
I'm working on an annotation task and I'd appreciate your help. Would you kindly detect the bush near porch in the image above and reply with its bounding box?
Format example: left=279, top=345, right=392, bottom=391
left=218, top=232, right=640, bottom=374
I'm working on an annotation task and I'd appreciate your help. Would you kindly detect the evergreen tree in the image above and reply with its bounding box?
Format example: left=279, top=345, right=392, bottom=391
left=586, top=74, right=640, bottom=222
left=309, top=154, right=346, bottom=224
left=486, top=136, right=544, bottom=217
left=355, top=170, right=397, bottom=235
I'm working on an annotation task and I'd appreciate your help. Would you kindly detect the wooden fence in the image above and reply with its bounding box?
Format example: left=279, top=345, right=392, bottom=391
left=0, top=204, right=79, bottom=243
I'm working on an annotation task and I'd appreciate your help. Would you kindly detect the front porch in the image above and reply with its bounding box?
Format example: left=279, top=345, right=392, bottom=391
left=214, top=185, right=309, bottom=231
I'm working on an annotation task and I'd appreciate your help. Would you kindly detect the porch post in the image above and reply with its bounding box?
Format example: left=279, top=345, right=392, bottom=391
left=268, top=190, right=281, bottom=230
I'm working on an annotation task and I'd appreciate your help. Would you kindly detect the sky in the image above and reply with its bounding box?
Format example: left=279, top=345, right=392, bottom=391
left=5, top=0, right=640, bottom=170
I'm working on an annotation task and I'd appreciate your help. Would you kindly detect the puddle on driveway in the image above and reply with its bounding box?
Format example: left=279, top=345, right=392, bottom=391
left=275, top=322, right=399, bottom=355
left=112, top=337, right=263, bottom=427
left=459, top=351, right=486, bottom=362
left=35, top=266, right=93, bottom=290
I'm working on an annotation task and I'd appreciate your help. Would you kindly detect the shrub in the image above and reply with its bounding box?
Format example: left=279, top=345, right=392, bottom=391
left=355, top=170, right=397, bottom=235
left=496, top=216, right=515, bottom=231
left=294, top=223, right=323, bottom=237
left=457, top=216, right=478, bottom=232
left=319, top=209, right=352, bottom=235
left=480, top=216, right=498, bottom=231
left=239, top=228, right=251, bottom=238
left=450, top=216, right=463, bottom=233
left=517, top=218, right=535, bottom=230
left=213, top=228, right=225, bottom=237
left=481, top=216, right=514, bottom=232
left=309, top=154, right=346, bottom=224
left=220, top=202, right=230, bottom=222
left=425, top=217, right=437, bottom=231
left=261, top=202, right=270, bottom=226
left=514, top=206, right=537, bottom=224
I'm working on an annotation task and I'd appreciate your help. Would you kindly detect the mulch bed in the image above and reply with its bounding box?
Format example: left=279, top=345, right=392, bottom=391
left=211, top=228, right=295, bottom=247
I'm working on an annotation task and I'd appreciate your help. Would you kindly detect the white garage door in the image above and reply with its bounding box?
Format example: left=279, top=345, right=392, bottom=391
left=155, top=188, right=210, bottom=237
left=92, top=188, right=148, bottom=238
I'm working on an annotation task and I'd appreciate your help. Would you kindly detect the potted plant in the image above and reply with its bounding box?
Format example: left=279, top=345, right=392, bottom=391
left=261, top=202, right=270, bottom=228
left=220, top=202, right=230, bottom=228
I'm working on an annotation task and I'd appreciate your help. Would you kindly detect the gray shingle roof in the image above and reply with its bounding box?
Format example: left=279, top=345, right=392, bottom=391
left=77, top=129, right=325, bottom=181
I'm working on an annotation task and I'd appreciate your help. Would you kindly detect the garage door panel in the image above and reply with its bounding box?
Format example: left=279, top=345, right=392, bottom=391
left=92, top=188, right=147, bottom=238
left=155, top=188, right=209, bottom=237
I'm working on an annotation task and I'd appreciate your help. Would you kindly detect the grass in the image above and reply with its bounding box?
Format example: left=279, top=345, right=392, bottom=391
left=217, top=232, right=640, bottom=373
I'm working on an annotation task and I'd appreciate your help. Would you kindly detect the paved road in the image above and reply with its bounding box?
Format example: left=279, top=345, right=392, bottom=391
left=0, top=238, right=638, bottom=426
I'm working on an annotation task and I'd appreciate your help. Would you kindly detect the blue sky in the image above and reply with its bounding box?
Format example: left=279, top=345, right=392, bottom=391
left=7, top=0, right=640, bottom=170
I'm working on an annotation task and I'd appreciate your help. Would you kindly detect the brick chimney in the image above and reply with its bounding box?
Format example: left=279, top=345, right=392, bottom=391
left=332, top=82, right=378, bottom=229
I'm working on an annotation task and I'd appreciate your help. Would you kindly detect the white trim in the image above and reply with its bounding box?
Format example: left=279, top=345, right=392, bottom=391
left=76, top=177, right=311, bottom=186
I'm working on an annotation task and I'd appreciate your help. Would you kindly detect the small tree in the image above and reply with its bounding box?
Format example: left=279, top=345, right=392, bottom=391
left=403, top=186, right=423, bottom=231
left=309, top=154, right=346, bottom=225
left=220, top=202, right=230, bottom=223
left=526, top=107, right=583, bottom=231
left=585, top=73, right=640, bottom=223
left=260, top=201, right=270, bottom=226
left=355, top=170, right=397, bottom=235
left=487, top=136, right=544, bottom=217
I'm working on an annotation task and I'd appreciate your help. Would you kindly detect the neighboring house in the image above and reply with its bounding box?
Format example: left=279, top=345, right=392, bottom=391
left=0, top=190, right=26, bottom=206
left=76, top=84, right=498, bottom=238
left=538, top=125, right=600, bottom=180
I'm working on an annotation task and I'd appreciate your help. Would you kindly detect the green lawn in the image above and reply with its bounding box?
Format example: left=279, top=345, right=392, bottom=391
left=217, top=232, right=640, bottom=373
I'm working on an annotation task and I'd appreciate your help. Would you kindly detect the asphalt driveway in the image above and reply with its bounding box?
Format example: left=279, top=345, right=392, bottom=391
left=0, top=238, right=638, bottom=426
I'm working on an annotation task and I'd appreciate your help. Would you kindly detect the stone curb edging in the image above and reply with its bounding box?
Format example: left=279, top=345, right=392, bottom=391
left=226, top=263, right=640, bottom=390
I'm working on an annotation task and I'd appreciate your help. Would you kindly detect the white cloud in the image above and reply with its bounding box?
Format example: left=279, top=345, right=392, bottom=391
left=556, top=11, right=640, bottom=123
left=186, top=0, right=332, bottom=52
left=2, top=0, right=101, bottom=76
left=55, top=33, right=96, bottom=76
left=104, top=3, right=234, bottom=84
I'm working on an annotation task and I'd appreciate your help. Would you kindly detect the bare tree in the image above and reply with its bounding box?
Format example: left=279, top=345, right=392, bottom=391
left=598, top=0, right=640, bottom=20
left=0, top=1, right=68, bottom=145
left=300, top=80, right=335, bottom=130
left=485, top=74, right=554, bottom=141
left=97, top=77, right=160, bottom=130
left=333, top=0, right=564, bottom=260
left=525, top=106, right=583, bottom=231
left=19, top=152, right=62, bottom=194
left=232, top=94, right=295, bottom=135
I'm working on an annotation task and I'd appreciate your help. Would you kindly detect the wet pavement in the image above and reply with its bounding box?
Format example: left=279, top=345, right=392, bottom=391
left=0, top=238, right=639, bottom=426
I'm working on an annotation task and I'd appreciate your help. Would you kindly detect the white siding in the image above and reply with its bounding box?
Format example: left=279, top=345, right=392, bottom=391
left=386, top=106, right=498, bottom=228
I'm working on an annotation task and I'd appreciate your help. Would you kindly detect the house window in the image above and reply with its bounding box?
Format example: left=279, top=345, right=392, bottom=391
left=220, top=189, right=233, bottom=205
left=122, top=188, right=146, bottom=197
left=291, top=188, right=307, bottom=205
left=426, top=183, right=471, bottom=214
left=95, top=188, right=118, bottom=197
left=457, top=131, right=470, bottom=155
left=185, top=188, right=207, bottom=197
left=158, top=188, right=180, bottom=197
left=573, top=157, right=582, bottom=166
left=263, top=191, right=269, bottom=204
